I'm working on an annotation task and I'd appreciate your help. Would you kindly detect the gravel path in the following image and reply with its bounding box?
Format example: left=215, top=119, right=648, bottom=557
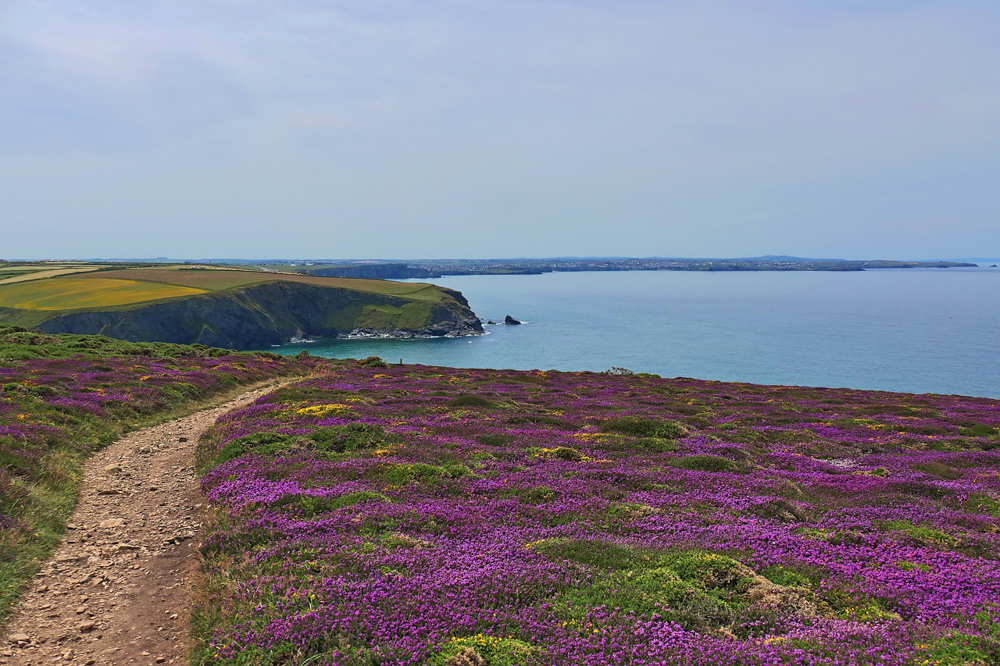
left=1, top=382, right=288, bottom=666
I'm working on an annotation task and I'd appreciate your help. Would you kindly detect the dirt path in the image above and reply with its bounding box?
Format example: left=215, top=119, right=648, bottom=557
left=1, top=381, right=290, bottom=666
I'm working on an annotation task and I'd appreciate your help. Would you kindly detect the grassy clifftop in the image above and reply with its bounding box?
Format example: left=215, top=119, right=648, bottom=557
left=0, top=266, right=482, bottom=348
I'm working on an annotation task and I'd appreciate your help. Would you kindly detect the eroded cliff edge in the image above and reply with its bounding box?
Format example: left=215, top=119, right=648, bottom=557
left=31, top=281, right=483, bottom=349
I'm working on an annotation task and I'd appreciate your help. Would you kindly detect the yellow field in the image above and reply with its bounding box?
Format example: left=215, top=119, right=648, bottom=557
left=0, top=267, right=103, bottom=285
left=0, top=278, right=209, bottom=310
left=80, top=268, right=449, bottom=301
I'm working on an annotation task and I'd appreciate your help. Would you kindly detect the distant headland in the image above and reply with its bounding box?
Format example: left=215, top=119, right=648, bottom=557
left=219, top=256, right=980, bottom=279
left=0, top=264, right=482, bottom=349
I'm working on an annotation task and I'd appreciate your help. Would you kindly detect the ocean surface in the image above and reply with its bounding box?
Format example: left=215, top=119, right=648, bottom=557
left=266, top=268, right=1000, bottom=399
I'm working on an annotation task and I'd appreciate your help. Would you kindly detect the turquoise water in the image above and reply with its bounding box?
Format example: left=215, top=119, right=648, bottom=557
left=266, top=269, right=1000, bottom=398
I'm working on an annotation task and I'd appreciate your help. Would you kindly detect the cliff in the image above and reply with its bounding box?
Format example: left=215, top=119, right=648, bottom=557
left=305, top=264, right=438, bottom=279
left=27, top=281, right=483, bottom=349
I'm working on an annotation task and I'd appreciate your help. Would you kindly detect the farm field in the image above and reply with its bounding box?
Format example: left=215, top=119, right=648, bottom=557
left=0, top=266, right=103, bottom=286
left=0, top=277, right=209, bottom=310
left=0, top=266, right=450, bottom=314
left=77, top=267, right=452, bottom=302
left=194, top=363, right=1000, bottom=665
left=0, top=265, right=451, bottom=328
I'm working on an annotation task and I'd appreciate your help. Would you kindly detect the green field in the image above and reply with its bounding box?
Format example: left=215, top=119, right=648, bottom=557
left=0, top=263, right=103, bottom=284
left=0, top=266, right=450, bottom=315
left=0, top=277, right=209, bottom=310
left=78, top=267, right=450, bottom=301
left=0, top=267, right=103, bottom=285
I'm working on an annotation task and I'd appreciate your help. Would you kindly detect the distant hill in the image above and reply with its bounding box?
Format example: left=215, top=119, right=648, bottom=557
left=279, top=257, right=977, bottom=279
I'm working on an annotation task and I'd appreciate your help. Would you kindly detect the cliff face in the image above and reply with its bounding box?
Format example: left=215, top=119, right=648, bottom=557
left=305, top=264, right=437, bottom=279
left=34, top=281, right=483, bottom=349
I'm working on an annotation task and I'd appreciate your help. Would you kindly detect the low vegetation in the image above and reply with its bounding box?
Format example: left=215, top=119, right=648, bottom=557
left=0, top=327, right=313, bottom=622
left=193, top=364, right=1000, bottom=664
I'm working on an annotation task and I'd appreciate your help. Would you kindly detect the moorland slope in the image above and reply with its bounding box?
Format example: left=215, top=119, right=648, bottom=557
left=194, top=364, right=1000, bottom=664
left=3, top=329, right=999, bottom=664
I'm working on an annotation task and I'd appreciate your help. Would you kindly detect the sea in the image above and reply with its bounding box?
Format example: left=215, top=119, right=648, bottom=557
left=265, top=268, right=1000, bottom=399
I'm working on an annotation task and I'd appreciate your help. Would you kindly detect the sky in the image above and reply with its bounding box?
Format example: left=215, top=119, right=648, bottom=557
left=2, top=1, right=999, bottom=261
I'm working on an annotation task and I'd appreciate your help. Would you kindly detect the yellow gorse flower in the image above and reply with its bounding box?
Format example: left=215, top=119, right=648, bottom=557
left=295, top=403, right=351, bottom=416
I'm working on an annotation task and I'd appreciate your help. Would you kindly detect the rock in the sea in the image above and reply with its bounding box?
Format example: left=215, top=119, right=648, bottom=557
left=504, top=315, right=522, bottom=325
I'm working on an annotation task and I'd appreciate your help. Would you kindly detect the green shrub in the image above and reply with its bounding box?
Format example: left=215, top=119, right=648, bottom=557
left=602, top=417, right=689, bottom=439
left=665, top=551, right=753, bottom=592
left=271, top=494, right=341, bottom=517
left=919, top=632, right=995, bottom=665
left=537, top=540, right=753, bottom=630
left=635, top=437, right=679, bottom=453
left=911, top=461, right=962, bottom=480
left=381, top=463, right=471, bottom=485
left=559, top=566, right=696, bottom=618
left=272, top=491, right=388, bottom=517
left=537, top=447, right=584, bottom=461
left=535, top=539, right=649, bottom=570
left=449, top=394, right=493, bottom=408
left=669, top=455, right=739, bottom=473
left=883, top=519, right=959, bottom=548
left=760, top=565, right=813, bottom=588
left=965, top=493, right=1000, bottom=517
left=381, top=532, right=431, bottom=550
left=213, top=432, right=301, bottom=465
left=309, top=423, right=385, bottom=453
left=442, top=463, right=473, bottom=478
left=896, top=561, right=932, bottom=572
left=517, top=486, right=559, bottom=503
left=476, top=434, right=508, bottom=447
left=959, top=424, right=997, bottom=437
left=430, top=636, right=537, bottom=666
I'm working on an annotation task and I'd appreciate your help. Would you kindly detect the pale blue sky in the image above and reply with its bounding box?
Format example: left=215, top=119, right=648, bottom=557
left=2, top=1, right=998, bottom=260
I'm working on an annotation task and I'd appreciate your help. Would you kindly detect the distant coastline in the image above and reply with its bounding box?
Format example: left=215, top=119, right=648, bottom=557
left=270, top=256, right=981, bottom=280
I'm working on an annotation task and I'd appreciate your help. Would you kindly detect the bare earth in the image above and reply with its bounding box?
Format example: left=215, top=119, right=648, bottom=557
left=1, top=382, right=286, bottom=666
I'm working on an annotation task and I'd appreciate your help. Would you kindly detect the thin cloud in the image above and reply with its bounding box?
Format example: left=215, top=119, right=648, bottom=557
left=1, top=1, right=998, bottom=258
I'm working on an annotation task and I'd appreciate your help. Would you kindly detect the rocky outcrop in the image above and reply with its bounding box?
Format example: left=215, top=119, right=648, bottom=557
left=35, top=281, right=482, bottom=349
left=504, top=315, right=522, bottom=325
